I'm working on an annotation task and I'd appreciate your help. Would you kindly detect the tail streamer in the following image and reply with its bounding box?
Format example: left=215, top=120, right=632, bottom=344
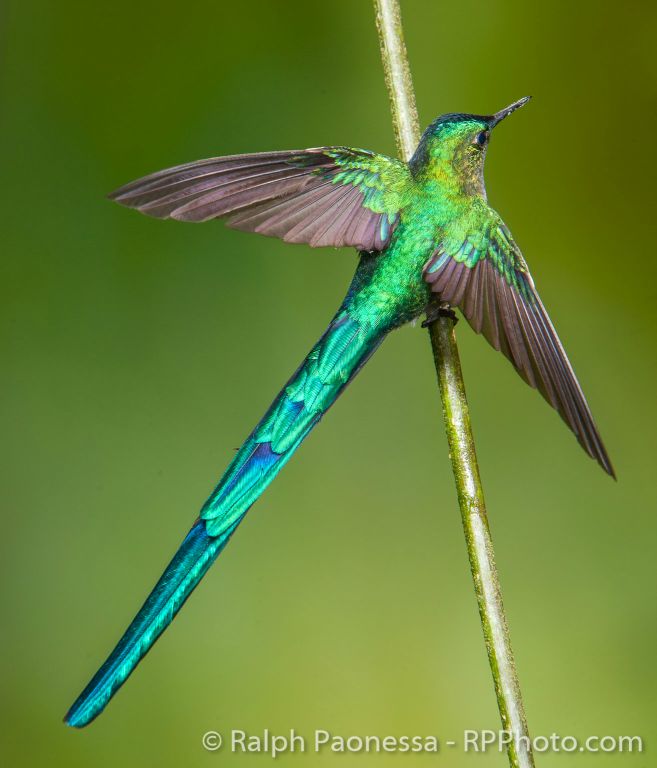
left=65, top=308, right=386, bottom=727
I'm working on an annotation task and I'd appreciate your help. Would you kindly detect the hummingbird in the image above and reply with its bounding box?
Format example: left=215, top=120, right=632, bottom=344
left=65, top=97, right=613, bottom=728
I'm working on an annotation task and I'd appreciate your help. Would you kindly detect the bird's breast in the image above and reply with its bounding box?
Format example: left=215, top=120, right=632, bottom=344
left=348, top=218, right=436, bottom=327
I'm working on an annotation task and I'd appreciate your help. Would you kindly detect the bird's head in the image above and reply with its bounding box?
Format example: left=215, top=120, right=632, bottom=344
left=410, top=96, right=530, bottom=197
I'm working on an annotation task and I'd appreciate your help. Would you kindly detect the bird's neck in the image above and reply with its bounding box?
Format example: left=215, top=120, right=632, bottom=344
left=421, top=157, right=487, bottom=200
left=411, top=140, right=487, bottom=200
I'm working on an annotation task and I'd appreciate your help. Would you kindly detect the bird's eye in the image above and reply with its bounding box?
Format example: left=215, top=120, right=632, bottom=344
left=474, top=131, right=488, bottom=147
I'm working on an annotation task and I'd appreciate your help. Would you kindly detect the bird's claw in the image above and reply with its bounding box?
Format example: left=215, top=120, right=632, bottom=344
left=422, top=301, right=458, bottom=327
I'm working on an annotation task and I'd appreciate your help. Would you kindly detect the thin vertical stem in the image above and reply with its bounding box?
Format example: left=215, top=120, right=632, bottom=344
left=429, top=320, right=534, bottom=768
left=373, top=0, right=420, bottom=160
left=372, top=2, right=535, bottom=766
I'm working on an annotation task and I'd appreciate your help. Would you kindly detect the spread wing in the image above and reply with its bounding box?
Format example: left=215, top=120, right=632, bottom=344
left=423, top=215, right=614, bottom=476
left=109, top=147, right=409, bottom=252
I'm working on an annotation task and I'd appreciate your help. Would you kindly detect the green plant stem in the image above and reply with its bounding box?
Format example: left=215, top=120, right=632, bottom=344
left=372, top=2, right=535, bottom=766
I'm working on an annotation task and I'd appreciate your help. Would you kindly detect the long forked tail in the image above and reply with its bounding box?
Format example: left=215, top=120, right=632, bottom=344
left=65, top=309, right=387, bottom=727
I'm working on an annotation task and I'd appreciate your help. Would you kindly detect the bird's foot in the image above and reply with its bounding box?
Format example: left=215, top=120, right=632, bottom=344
left=422, top=300, right=458, bottom=327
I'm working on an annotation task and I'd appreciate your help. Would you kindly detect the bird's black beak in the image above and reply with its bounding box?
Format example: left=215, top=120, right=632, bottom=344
left=489, top=96, right=531, bottom=128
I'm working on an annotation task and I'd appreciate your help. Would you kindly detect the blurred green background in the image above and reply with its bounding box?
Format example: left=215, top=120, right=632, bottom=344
left=2, top=0, right=656, bottom=765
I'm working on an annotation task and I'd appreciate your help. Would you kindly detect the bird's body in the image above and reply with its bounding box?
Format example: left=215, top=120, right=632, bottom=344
left=66, top=98, right=612, bottom=728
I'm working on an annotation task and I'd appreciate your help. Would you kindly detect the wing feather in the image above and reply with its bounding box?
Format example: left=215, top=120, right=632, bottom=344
left=424, top=223, right=614, bottom=476
left=109, top=148, right=408, bottom=252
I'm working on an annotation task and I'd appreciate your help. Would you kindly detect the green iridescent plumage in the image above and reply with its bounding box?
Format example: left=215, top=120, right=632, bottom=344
left=65, top=97, right=613, bottom=729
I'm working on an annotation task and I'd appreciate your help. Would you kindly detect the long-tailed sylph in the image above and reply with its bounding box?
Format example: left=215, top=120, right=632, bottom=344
left=66, top=97, right=613, bottom=727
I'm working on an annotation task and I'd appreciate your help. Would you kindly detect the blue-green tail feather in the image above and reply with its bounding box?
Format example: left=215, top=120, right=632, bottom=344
left=65, top=308, right=386, bottom=727
left=65, top=519, right=230, bottom=727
